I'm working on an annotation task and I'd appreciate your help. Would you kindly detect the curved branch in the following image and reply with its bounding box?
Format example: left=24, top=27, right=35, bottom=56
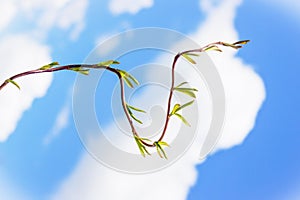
left=0, top=40, right=249, bottom=157
left=156, top=40, right=250, bottom=143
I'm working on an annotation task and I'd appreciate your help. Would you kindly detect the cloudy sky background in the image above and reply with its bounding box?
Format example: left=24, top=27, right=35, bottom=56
left=0, top=0, right=299, bottom=199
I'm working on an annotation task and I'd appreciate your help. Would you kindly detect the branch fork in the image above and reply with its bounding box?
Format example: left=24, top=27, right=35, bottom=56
left=0, top=40, right=250, bottom=158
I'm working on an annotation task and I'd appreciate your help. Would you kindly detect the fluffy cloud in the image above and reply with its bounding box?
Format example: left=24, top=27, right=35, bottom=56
left=109, top=0, right=153, bottom=15
left=51, top=0, right=265, bottom=200
left=0, top=1, right=90, bottom=198
left=0, top=0, right=89, bottom=141
left=0, top=1, right=16, bottom=31
left=8, top=0, right=88, bottom=40
left=0, top=34, right=52, bottom=141
left=52, top=0, right=88, bottom=40
left=191, top=0, right=265, bottom=150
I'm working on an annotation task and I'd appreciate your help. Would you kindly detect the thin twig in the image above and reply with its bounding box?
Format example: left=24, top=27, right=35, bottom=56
left=156, top=41, right=227, bottom=143
left=0, top=40, right=249, bottom=156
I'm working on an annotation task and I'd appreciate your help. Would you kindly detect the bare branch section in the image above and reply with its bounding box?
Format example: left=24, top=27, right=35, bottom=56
left=0, top=40, right=249, bottom=158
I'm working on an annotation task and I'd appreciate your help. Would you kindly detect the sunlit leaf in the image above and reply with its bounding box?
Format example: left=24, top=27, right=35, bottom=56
left=97, top=60, right=120, bottom=66
left=232, top=40, right=250, bottom=45
left=69, top=67, right=90, bottom=75
left=50, top=61, right=60, bottom=66
left=7, top=79, right=20, bottom=90
left=122, top=70, right=139, bottom=85
left=126, top=104, right=143, bottom=124
left=169, top=101, right=194, bottom=125
left=139, top=137, right=152, bottom=143
left=127, top=104, right=146, bottom=113
left=175, top=82, right=188, bottom=88
left=39, top=61, right=60, bottom=70
left=123, top=76, right=134, bottom=88
left=170, top=104, right=181, bottom=115
left=156, top=144, right=163, bottom=158
left=185, top=53, right=199, bottom=57
left=134, top=136, right=150, bottom=157
left=173, top=87, right=198, bottom=98
left=222, top=42, right=241, bottom=49
left=174, top=113, right=191, bottom=126
left=118, top=69, right=139, bottom=88
left=78, top=70, right=90, bottom=75
left=158, top=141, right=170, bottom=147
left=176, top=100, right=194, bottom=112
left=134, top=136, right=146, bottom=157
left=154, top=141, right=168, bottom=159
left=204, top=45, right=222, bottom=52
left=182, top=53, right=196, bottom=64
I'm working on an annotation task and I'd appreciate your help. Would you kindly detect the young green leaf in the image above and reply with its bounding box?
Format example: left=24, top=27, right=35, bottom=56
left=158, top=141, right=170, bottom=147
left=204, top=45, right=222, bottom=52
left=169, top=100, right=194, bottom=126
left=184, top=53, right=199, bottom=57
left=174, top=113, right=191, bottom=126
left=6, top=79, right=20, bottom=90
left=78, top=70, right=90, bottom=75
left=118, top=69, right=139, bottom=88
left=120, top=70, right=139, bottom=85
left=182, top=53, right=196, bottom=64
left=126, top=104, right=144, bottom=124
left=39, top=61, right=60, bottom=70
left=134, top=136, right=150, bottom=157
left=139, top=137, right=152, bottom=143
left=97, top=60, right=120, bottom=66
left=157, top=144, right=165, bottom=158
left=127, top=104, right=146, bottom=113
left=135, top=136, right=146, bottom=157
left=154, top=141, right=168, bottom=159
left=175, top=82, right=188, bottom=88
left=232, top=40, right=250, bottom=45
left=123, top=76, right=134, bottom=88
left=173, top=87, right=198, bottom=98
left=176, top=100, right=195, bottom=112
left=69, top=67, right=90, bottom=75
left=170, top=104, right=181, bottom=116
left=154, top=142, right=168, bottom=159
left=222, top=42, right=241, bottom=49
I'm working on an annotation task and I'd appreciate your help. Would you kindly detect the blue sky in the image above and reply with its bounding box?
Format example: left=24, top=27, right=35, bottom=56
left=189, top=1, right=300, bottom=199
left=0, top=0, right=299, bottom=199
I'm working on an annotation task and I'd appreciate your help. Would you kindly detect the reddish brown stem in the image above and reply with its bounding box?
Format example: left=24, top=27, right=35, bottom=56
left=0, top=40, right=246, bottom=153
left=156, top=41, right=225, bottom=143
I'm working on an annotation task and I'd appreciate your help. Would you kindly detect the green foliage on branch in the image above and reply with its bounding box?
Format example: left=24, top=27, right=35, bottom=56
left=0, top=40, right=250, bottom=159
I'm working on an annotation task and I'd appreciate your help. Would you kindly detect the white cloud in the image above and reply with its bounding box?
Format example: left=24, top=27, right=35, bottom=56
left=193, top=0, right=265, bottom=150
left=56, top=0, right=88, bottom=40
left=0, top=0, right=89, bottom=196
left=0, top=0, right=89, bottom=141
left=0, top=1, right=16, bottom=32
left=43, top=102, right=70, bottom=145
left=109, top=0, right=153, bottom=15
left=0, top=0, right=89, bottom=39
left=200, top=0, right=222, bottom=12
left=0, top=34, right=52, bottom=142
left=15, top=0, right=88, bottom=40
left=51, top=0, right=265, bottom=199
left=51, top=150, right=200, bottom=200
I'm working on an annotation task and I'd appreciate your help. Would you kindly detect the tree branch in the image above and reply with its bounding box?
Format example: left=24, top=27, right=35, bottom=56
left=0, top=40, right=250, bottom=158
